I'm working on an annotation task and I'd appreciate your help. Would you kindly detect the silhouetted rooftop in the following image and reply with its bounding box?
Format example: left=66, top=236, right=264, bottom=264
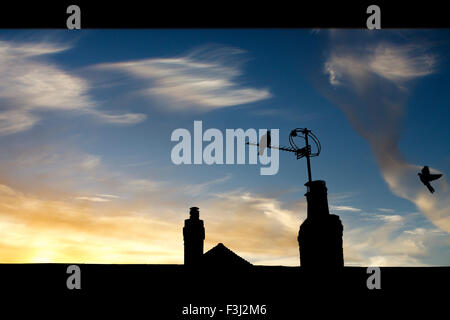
left=202, top=243, right=252, bottom=267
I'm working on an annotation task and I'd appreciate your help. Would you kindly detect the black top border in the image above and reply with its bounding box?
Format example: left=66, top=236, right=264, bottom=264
left=0, top=2, right=449, bottom=29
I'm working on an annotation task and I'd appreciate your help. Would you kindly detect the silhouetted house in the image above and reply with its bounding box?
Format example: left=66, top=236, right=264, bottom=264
left=298, top=180, right=344, bottom=269
left=202, top=243, right=252, bottom=268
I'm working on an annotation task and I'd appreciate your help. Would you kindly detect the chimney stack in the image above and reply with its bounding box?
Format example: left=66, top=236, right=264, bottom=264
left=298, top=180, right=344, bottom=269
left=183, top=207, right=205, bottom=266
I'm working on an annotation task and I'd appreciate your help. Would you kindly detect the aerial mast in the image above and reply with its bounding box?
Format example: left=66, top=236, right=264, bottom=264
left=247, top=127, right=321, bottom=183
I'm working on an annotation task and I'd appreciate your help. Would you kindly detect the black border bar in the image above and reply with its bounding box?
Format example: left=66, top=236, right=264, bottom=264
left=0, top=2, right=449, bottom=28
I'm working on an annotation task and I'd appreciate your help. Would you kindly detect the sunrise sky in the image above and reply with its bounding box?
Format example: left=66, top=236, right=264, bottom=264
left=0, top=29, right=449, bottom=266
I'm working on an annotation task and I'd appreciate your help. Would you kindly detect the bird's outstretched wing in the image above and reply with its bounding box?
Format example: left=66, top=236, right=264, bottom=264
left=421, top=166, right=430, bottom=175
left=259, top=133, right=267, bottom=156
left=428, top=173, right=443, bottom=182
left=424, top=182, right=435, bottom=194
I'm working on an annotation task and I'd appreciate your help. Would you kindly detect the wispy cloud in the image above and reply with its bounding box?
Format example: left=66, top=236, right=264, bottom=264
left=75, top=193, right=119, bottom=203
left=369, top=44, right=435, bottom=82
left=0, top=110, right=38, bottom=135
left=374, top=214, right=404, bottom=223
left=120, top=161, right=152, bottom=168
left=0, top=40, right=146, bottom=135
left=75, top=196, right=111, bottom=202
left=95, top=46, right=272, bottom=111
left=377, top=208, right=395, bottom=213
left=404, top=227, right=427, bottom=235
left=84, top=109, right=147, bottom=125
left=181, top=174, right=231, bottom=197
left=323, top=33, right=450, bottom=233
left=95, top=194, right=119, bottom=199
left=80, top=155, right=101, bottom=170
left=344, top=212, right=449, bottom=266
left=330, top=205, right=361, bottom=212
left=325, top=43, right=436, bottom=87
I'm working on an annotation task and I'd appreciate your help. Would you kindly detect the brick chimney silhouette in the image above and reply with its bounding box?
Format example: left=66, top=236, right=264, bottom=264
left=298, top=180, right=344, bottom=269
left=183, top=207, right=205, bottom=266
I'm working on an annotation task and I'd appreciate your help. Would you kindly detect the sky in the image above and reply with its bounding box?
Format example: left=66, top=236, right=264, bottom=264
left=0, top=29, right=449, bottom=266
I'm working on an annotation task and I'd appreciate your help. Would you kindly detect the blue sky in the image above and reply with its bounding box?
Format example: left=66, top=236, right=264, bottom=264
left=0, top=29, right=448, bottom=265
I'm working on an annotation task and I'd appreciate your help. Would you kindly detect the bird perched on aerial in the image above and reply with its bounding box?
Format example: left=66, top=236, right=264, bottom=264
left=418, top=166, right=443, bottom=194
left=259, top=130, right=271, bottom=156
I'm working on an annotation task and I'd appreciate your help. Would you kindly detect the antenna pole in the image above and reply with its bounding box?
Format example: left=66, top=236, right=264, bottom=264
left=248, top=127, right=320, bottom=184
left=304, top=128, right=312, bottom=183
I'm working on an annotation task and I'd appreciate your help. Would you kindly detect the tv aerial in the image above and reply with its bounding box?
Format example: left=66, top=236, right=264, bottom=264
left=246, top=128, right=321, bottom=183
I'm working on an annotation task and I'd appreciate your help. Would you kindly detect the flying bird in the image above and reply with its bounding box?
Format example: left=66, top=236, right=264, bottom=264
left=418, top=166, right=443, bottom=194
left=259, top=130, right=271, bottom=156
